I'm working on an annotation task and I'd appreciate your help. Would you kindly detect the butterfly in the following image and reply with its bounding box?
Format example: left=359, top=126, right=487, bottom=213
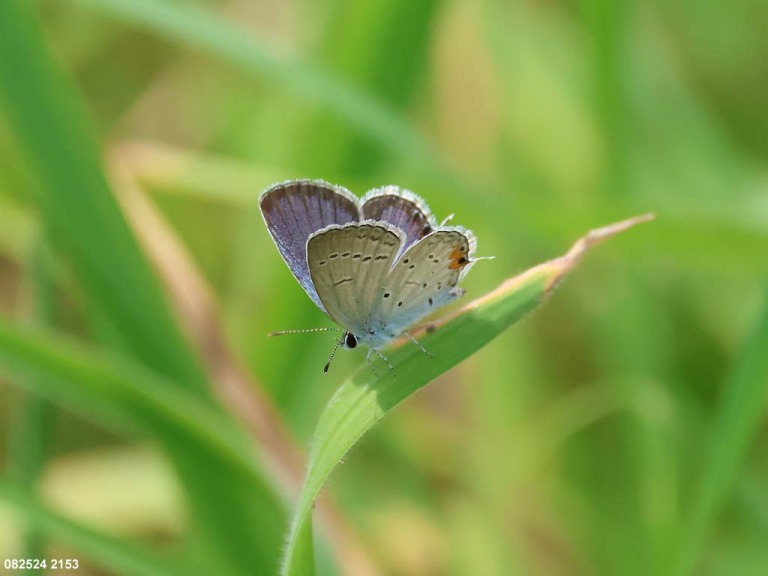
left=259, top=179, right=484, bottom=373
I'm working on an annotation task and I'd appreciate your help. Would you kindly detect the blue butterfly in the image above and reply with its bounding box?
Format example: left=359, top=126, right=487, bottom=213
left=259, top=180, right=483, bottom=372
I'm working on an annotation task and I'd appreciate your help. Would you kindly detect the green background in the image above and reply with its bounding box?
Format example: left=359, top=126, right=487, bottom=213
left=1, top=0, right=767, bottom=575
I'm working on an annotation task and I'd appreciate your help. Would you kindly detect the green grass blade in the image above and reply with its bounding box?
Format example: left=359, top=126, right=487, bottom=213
left=676, top=282, right=768, bottom=575
left=281, top=215, right=654, bottom=576
left=0, top=318, right=286, bottom=574
left=0, top=480, right=184, bottom=576
left=0, top=0, right=208, bottom=394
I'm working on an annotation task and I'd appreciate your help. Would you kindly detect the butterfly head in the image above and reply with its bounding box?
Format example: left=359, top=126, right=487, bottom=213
left=343, top=331, right=358, bottom=349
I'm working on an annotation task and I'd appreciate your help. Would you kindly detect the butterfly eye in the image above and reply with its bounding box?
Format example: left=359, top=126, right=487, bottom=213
left=344, top=332, right=358, bottom=349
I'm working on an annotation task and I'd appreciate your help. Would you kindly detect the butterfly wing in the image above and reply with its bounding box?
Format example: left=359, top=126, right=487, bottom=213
left=306, top=222, right=404, bottom=333
left=376, top=227, right=476, bottom=337
left=360, top=186, right=437, bottom=251
left=259, top=180, right=361, bottom=313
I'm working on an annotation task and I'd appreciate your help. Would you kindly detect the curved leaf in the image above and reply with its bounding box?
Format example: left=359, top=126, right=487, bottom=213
left=281, top=214, right=655, bottom=575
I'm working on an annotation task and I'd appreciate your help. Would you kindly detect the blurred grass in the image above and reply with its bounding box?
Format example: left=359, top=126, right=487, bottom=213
left=0, top=2, right=286, bottom=574
left=0, top=0, right=767, bottom=575
left=71, top=0, right=449, bottom=185
left=678, top=282, right=768, bottom=575
left=0, top=315, right=285, bottom=574
left=5, top=234, right=56, bottom=559
left=0, top=0, right=208, bottom=394
left=0, top=480, right=181, bottom=576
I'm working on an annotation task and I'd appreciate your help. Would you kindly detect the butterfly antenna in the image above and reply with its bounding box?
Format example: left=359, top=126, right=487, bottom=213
left=323, top=336, right=345, bottom=375
left=268, top=327, right=343, bottom=337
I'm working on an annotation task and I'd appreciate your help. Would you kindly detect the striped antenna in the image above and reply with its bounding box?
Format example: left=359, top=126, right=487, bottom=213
left=268, top=327, right=343, bottom=337
left=324, top=336, right=345, bottom=375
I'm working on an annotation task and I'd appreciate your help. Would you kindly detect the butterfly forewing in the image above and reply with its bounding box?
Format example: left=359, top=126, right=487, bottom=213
left=307, top=223, right=404, bottom=334
left=259, top=180, right=361, bottom=313
left=361, top=187, right=437, bottom=251
left=376, top=228, right=474, bottom=336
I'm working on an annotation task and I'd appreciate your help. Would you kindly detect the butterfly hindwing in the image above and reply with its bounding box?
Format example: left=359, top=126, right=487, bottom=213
left=259, top=180, right=361, bottom=314
left=307, top=222, right=404, bottom=333
left=376, top=228, right=475, bottom=336
left=361, top=186, right=437, bottom=251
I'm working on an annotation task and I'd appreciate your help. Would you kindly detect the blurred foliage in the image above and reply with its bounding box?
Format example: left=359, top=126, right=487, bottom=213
left=0, top=0, right=767, bottom=575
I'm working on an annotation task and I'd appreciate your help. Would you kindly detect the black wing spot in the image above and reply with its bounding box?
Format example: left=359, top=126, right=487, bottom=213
left=403, top=258, right=410, bottom=264
left=362, top=256, right=373, bottom=262
left=428, top=298, right=433, bottom=306
left=374, top=255, right=388, bottom=261
left=437, top=282, right=442, bottom=290
left=458, top=257, right=467, bottom=264
left=397, top=301, right=403, bottom=307
left=341, top=251, right=351, bottom=258
left=383, top=292, right=390, bottom=298
left=422, top=283, right=428, bottom=288
left=352, top=253, right=361, bottom=259
left=334, top=278, right=353, bottom=286
left=409, top=264, right=415, bottom=269
left=329, top=253, right=339, bottom=259
left=318, top=260, right=327, bottom=266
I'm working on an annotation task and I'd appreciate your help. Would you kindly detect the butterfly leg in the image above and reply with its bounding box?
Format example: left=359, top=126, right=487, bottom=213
left=404, top=331, right=435, bottom=358
left=364, top=348, right=380, bottom=378
left=372, top=348, right=396, bottom=378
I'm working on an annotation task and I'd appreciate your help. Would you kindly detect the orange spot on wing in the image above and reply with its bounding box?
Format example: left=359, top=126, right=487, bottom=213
left=448, top=245, right=469, bottom=269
